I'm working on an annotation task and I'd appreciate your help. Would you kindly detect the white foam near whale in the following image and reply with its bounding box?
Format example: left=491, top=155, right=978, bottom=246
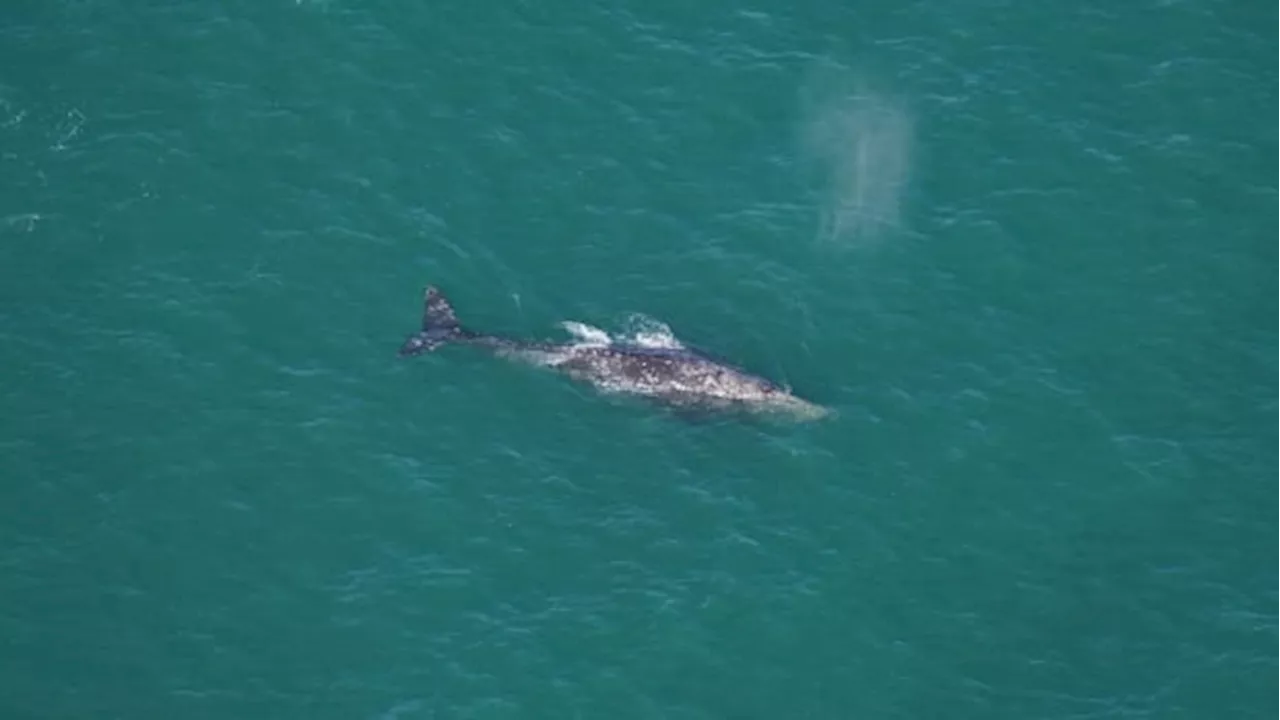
left=558, top=321, right=612, bottom=346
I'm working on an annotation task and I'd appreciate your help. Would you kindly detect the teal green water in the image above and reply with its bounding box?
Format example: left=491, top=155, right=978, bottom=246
left=1, top=1, right=1274, bottom=718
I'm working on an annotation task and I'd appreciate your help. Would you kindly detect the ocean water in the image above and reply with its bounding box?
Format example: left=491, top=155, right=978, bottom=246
left=0, top=1, right=1274, bottom=718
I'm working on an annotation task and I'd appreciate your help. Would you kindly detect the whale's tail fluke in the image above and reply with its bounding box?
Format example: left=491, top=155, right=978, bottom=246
left=421, top=285, right=460, bottom=333
left=399, top=285, right=468, bottom=356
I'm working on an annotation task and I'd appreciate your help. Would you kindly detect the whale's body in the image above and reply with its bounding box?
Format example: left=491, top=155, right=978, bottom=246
left=399, top=286, right=830, bottom=421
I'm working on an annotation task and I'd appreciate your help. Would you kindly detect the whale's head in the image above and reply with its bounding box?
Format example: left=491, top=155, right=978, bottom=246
left=758, top=386, right=835, bottom=422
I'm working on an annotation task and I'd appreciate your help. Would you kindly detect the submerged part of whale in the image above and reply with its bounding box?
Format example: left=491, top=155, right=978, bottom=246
left=399, top=285, right=831, bottom=421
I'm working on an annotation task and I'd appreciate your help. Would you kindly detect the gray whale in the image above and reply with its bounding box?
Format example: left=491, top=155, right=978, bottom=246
left=399, top=285, right=831, bottom=421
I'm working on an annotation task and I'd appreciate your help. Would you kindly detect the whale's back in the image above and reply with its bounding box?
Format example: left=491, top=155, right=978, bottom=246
left=552, top=343, right=780, bottom=402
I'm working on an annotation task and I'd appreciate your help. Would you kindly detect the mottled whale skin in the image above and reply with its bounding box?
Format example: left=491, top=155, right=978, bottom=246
left=399, top=285, right=831, bottom=421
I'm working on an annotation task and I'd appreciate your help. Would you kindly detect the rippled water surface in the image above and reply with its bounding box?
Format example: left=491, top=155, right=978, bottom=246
left=0, top=1, right=1273, bottom=718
